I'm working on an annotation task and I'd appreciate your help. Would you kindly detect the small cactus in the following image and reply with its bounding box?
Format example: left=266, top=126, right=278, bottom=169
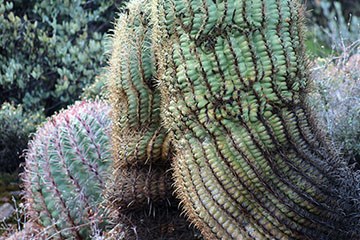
left=23, top=100, right=112, bottom=239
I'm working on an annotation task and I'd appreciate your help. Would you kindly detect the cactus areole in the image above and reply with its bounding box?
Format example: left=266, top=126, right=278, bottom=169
left=150, top=0, right=360, bottom=239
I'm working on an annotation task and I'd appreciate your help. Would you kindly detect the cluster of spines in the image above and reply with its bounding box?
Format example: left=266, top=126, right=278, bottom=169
left=153, top=0, right=360, bottom=239
left=109, top=166, right=173, bottom=212
left=23, top=101, right=112, bottom=239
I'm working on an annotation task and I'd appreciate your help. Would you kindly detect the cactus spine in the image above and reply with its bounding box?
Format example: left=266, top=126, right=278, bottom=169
left=152, top=0, right=360, bottom=239
left=23, top=101, right=112, bottom=239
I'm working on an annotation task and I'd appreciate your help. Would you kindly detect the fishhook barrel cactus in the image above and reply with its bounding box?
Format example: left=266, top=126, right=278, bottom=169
left=107, top=0, right=172, bottom=212
left=108, top=0, right=170, bottom=169
left=23, top=101, right=112, bottom=239
left=150, top=0, right=360, bottom=239
left=106, top=0, right=198, bottom=238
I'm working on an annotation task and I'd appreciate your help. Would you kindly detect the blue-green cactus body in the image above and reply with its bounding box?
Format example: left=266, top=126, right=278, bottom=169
left=23, top=101, right=112, bottom=239
left=107, top=0, right=173, bottom=212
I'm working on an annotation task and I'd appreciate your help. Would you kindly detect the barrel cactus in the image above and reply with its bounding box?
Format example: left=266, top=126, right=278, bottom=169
left=22, top=100, right=112, bottom=239
left=151, top=0, right=360, bottom=239
left=106, top=0, right=197, bottom=239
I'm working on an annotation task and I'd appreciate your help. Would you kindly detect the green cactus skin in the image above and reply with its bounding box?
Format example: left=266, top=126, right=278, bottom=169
left=151, top=0, right=360, bottom=239
left=23, top=101, right=112, bottom=239
left=107, top=1, right=198, bottom=239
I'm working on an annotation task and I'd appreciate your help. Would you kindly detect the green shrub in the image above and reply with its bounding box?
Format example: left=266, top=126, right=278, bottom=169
left=0, top=0, right=123, bottom=116
left=81, top=72, right=109, bottom=101
left=308, top=53, right=360, bottom=165
left=0, top=103, right=45, bottom=173
left=306, top=0, right=360, bottom=53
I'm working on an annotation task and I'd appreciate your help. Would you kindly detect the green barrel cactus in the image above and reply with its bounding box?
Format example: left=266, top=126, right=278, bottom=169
left=151, top=0, right=360, bottom=239
left=107, top=0, right=171, bottom=211
left=108, top=0, right=169, bottom=168
left=23, top=100, right=112, bottom=239
left=106, top=0, right=197, bottom=238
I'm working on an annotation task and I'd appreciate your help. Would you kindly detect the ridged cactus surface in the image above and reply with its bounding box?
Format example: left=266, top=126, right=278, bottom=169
left=107, top=0, right=171, bottom=211
left=152, top=0, right=360, bottom=239
left=106, top=0, right=197, bottom=238
left=23, top=101, right=112, bottom=239
left=109, top=0, right=170, bottom=168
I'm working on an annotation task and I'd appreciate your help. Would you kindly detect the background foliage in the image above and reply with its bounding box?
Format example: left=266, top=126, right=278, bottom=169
left=308, top=52, right=360, bottom=166
left=305, top=0, right=360, bottom=57
left=304, top=0, right=360, bottom=165
left=0, top=103, right=44, bottom=172
left=0, top=0, right=123, bottom=115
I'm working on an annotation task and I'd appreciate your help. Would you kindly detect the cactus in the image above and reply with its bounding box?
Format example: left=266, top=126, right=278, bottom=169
left=151, top=0, right=360, bottom=239
left=22, top=101, right=112, bottom=239
left=106, top=0, right=198, bottom=239
left=21, top=0, right=360, bottom=239
left=107, top=0, right=170, bottom=210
